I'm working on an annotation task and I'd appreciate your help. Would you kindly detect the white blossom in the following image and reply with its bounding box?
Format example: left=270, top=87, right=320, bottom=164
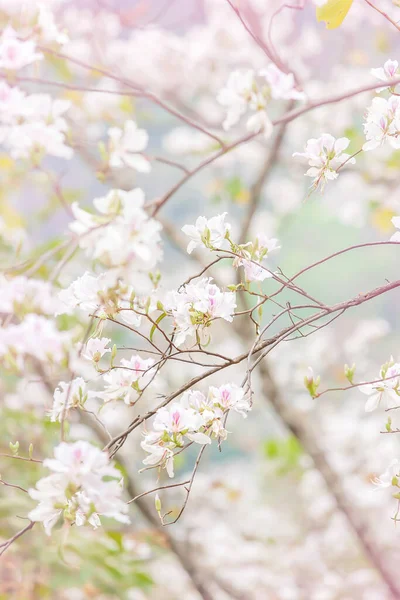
left=371, top=59, right=399, bottom=89
left=293, top=134, right=355, bottom=189
left=359, top=361, right=400, bottom=412
left=28, top=441, right=129, bottom=535
left=82, top=337, right=111, bottom=362
left=363, top=95, right=400, bottom=151
left=165, top=277, right=236, bottom=346
left=181, top=213, right=231, bottom=254
left=0, top=26, right=43, bottom=70
left=49, top=377, right=87, bottom=422
left=108, top=120, right=151, bottom=172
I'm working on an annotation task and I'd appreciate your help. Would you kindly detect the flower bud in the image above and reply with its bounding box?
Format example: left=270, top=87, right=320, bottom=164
left=304, top=367, right=320, bottom=398
left=344, top=363, right=356, bottom=384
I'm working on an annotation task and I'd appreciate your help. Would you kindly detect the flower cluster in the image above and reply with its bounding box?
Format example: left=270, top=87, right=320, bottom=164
left=293, top=134, right=355, bottom=190
left=371, top=59, right=399, bottom=91
left=49, top=377, right=87, bottom=422
left=233, top=234, right=280, bottom=282
left=141, top=384, right=250, bottom=477
left=0, top=81, right=72, bottom=161
left=0, top=314, right=70, bottom=370
left=217, top=65, right=304, bottom=137
left=359, top=358, right=400, bottom=412
left=363, top=95, right=400, bottom=151
left=28, top=441, right=130, bottom=535
left=69, top=188, right=162, bottom=276
left=91, top=354, right=156, bottom=405
left=0, top=275, right=58, bottom=315
left=165, top=277, right=236, bottom=346
left=0, top=26, right=42, bottom=71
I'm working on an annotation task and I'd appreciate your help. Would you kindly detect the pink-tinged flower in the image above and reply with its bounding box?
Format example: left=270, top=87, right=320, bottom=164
left=371, top=59, right=399, bottom=91
left=92, top=355, right=155, bottom=405
left=28, top=441, right=129, bottom=535
left=363, top=96, right=400, bottom=151
left=108, top=120, right=151, bottom=172
left=0, top=26, right=43, bottom=70
left=182, top=213, right=231, bottom=254
left=293, top=134, right=355, bottom=190
left=82, top=337, right=111, bottom=362
left=208, top=384, right=251, bottom=418
left=153, top=403, right=205, bottom=436
left=165, top=278, right=236, bottom=346
left=259, top=64, right=305, bottom=101
left=359, top=361, right=400, bottom=412
left=233, top=234, right=280, bottom=283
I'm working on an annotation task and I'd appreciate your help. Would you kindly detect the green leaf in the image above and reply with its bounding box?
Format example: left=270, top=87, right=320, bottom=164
left=150, top=312, right=166, bottom=342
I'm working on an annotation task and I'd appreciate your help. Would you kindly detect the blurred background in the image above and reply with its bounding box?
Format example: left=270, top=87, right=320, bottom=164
left=1, top=1, right=400, bottom=599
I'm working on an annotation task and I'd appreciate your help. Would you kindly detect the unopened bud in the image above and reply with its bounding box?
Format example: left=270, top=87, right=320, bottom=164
left=155, top=494, right=162, bottom=513
left=9, top=441, right=19, bottom=455
left=304, top=367, right=320, bottom=398
left=344, top=363, right=356, bottom=384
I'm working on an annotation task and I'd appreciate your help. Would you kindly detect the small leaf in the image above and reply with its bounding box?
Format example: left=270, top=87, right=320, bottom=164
left=150, top=312, right=166, bottom=342
left=316, top=0, right=353, bottom=29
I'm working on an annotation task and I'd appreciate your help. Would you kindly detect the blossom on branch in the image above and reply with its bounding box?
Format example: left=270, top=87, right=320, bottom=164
left=363, top=96, right=400, bottom=151
left=359, top=359, right=400, bottom=412
left=165, top=277, right=236, bottom=346
left=0, top=26, right=42, bottom=70
left=293, top=134, right=355, bottom=190
left=28, top=441, right=130, bottom=535
left=182, top=213, right=231, bottom=254
left=107, top=120, right=151, bottom=173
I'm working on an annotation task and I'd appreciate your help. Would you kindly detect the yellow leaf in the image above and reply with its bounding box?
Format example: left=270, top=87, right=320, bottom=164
left=371, top=207, right=396, bottom=233
left=316, top=0, right=354, bottom=29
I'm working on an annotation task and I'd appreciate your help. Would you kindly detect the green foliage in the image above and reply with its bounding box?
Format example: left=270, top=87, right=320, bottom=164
left=263, top=436, right=303, bottom=473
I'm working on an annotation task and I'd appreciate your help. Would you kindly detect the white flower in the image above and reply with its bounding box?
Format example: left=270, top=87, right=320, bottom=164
left=49, top=378, right=87, bottom=422
left=93, top=355, right=155, bottom=405
left=57, top=272, right=112, bottom=316
left=259, top=64, right=305, bottom=101
left=82, top=338, right=111, bottom=362
left=217, top=66, right=301, bottom=137
left=108, top=120, right=151, bottom=172
left=28, top=441, right=130, bottom=535
left=233, top=234, right=280, bottom=283
left=36, top=3, right=69, bottom=45
left=391, top=215, right=400, bottom=242
left=359, top=361, right=400, bottom=412
left=181, top=213, right=231, bottom=254
left=363, top=95, right=400, bottom=151
left=208, top=384, right=250, bottom=418
left=7, top=122, right=73, bottom=160
left=0, top=26, right=43, bottom=70
left=371, top=59, right=399, bottom=90
left=217, top=69, right=255, bottom=130
left=69, top=189, right=162, bottom=275
left=293, top=134, right=355, bottom=190
left=0, top=275, right=57, bottom=315
left=165, top=278, right=236, bottom=346
left=246, top=109, right=273, bottom=138
left=153, top=402, right=205, bottom=436
left=373, top=459, right=400, bottom=488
